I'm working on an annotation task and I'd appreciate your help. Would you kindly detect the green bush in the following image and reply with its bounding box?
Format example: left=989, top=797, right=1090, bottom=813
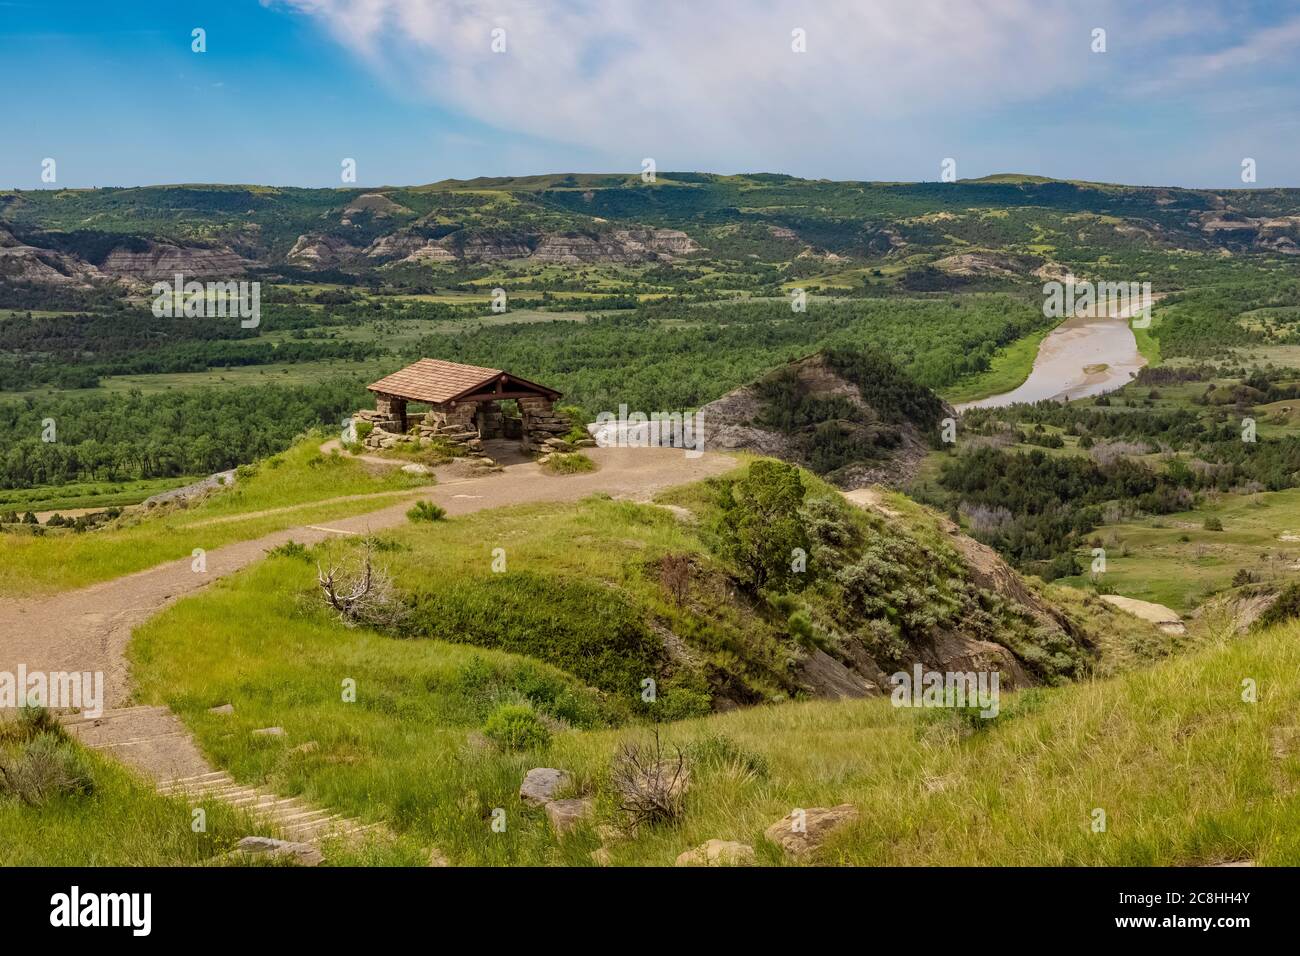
left=355, top=421, right=374, bottom=441
left=1203, top=516, right=1224, bottom=531
left=482, top=704, right=551, bottom=752
left=268, top=540, right=312, bottom=561
left=541, top=452, right=596, bottom=474
left=0, top=711, right=96, bottom=807
left=407, top=570, right=666, bottom=696
left=407, top=501, right=447, bottom=523
left=1256, top=583, right=1300, bottom=630
left=715, top=460, right=810, bottom=591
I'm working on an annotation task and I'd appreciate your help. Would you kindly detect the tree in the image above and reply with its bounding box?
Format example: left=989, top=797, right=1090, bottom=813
left=716, top=460, right=810, bottom=592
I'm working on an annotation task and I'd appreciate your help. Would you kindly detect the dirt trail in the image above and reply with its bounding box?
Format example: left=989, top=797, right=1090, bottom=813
left=1100, top=594, right=1186, bottom=635
left=0, top=446, right=731, bottom=711
left=1, top=447, right=732, bottom=854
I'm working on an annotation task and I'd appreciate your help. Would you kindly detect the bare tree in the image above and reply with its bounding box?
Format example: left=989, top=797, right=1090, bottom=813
left=317, top=544, right=409, bottom=629
left=610, top=727, right=690, bottom=827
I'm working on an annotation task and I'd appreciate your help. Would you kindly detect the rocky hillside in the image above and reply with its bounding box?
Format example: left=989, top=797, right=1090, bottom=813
left=646, top=459, right=1165, bottom=708
left=5, top=173, right=1300, bottom=291
left=701, top=348, right=951, bottom=488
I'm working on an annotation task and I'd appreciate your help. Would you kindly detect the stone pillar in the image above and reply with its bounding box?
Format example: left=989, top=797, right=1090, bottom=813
left=373, top=394, right=407, bottom=432
left=519, top=396, right=572, bottom=454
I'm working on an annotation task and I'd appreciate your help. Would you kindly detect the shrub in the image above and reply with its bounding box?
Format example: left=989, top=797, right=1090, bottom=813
left=407, top=501, right=447, bottom=523
left=482, top=704, right=551, bottom=752
left=541, top=452, right=596, bottom=474
left=268, top=540, right=312, bottom=561
left=1256, top=583, right=1300, bottom=630
left=610, top=729, right=689, bottom=827
left=1203, top=516, right=1224, bottom=531
left=355, top=422, right=374, bottom=441
left=0, top=725, right=96, bottom=806
left=652, top=685, right=712, bottom=721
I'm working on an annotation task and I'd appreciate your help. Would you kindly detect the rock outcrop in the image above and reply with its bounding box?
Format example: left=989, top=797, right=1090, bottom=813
left=98, top=240, right=251, bottom=280
left=764, top=805, right=859, bottom=860
left=675, top=839, right=757, bottom=867
left=286, top=233, right=363, bottom=267
left=519, top=768, right=571, bottom=807
left=699, top=352, right=950, bottom=489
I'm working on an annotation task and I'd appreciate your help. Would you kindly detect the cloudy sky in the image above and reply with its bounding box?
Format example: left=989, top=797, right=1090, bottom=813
left=2, top=0, right=1299, bottom=188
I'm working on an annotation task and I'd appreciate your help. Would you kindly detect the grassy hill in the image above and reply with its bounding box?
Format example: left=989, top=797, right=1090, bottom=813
left=5, top=483, right=1292, bottom=864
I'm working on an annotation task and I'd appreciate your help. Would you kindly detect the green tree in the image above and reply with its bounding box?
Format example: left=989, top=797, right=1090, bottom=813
left=716, top=460, right=810, bottom=591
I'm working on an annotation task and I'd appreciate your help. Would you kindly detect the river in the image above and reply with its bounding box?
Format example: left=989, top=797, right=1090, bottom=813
left=955, top=299, right=1150, bottom=412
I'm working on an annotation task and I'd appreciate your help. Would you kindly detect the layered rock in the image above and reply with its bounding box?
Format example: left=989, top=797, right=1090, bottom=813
left=518, top=396, right=575, bottom=455
left=286, top=233, right=363, bottom=267
left=0, top=228, right=103, bottom=286
left=96, top=240, right=250, bottom=280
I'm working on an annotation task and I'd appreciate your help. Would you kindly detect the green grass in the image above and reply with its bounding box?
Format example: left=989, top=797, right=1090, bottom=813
left=1056, top=486, right=1300, bottom=613
left=130, top=533, right=1300, bottom=865
left=941, top=323, right=1054, bottom=404
left=0, top=714, right=262, bottom=865
left=1133, top=318, right=1162, bottom=367
left=540, top=452, right=597, bottom=474
left=0, top=476, right=194, bottom=514
left=0, top=435, right=431, bottom=597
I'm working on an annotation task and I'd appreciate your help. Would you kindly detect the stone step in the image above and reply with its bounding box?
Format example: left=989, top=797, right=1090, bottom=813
left=68, top=704, right=390, bottom=859
left=157, top=770, right=229, bottom=790
left=59, top=705, right=170, bottom=728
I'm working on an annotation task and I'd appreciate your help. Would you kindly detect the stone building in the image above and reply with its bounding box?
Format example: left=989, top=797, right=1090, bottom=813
left=355, top=358, right=576, bottom=458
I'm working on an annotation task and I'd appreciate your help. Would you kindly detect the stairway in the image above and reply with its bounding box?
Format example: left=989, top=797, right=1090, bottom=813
left=61, top=705, right=379, bottom=845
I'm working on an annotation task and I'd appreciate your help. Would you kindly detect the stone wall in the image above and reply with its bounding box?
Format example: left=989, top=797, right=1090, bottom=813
left=354, top=393, right=572, bottom=460
left=518, top=396, right=575, bottom=455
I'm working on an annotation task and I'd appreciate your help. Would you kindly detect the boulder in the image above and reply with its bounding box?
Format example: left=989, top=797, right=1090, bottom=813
left=252, top=726, right=284, bottom=737
left=545, top=798, right=594, bottom=836
left=520, top=768, right=571, bottom=807
left=763, top=804, right=859, bottom=860
left=234, top=836, right=322, bottom=866
left=208, top=703, right=234, bottom=715
left=675, top=839, right=757, bottom=867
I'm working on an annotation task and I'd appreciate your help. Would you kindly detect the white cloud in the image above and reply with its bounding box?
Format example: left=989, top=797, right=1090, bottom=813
left=272, top=0, right=1300, bottom=183
left=274, top=1, right=1118, bottom=157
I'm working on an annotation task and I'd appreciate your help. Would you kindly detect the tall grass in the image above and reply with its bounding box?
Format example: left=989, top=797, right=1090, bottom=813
left=128, top=498, right=1300, bottom=865
left=0, top=436, right=430, bottom=597
left=0, top=711, right=264, bottom=865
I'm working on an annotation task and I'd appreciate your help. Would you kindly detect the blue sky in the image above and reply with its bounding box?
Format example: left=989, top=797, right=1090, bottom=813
left=3, top=0, right=1300, bottom=189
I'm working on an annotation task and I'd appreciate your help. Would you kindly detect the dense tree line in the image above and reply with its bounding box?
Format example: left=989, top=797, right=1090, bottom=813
left=930, top=447, right=1174, bottom=575
left=0, top=381, right=365, bottom=488
left=424, top=295, right=1049, bottom=415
